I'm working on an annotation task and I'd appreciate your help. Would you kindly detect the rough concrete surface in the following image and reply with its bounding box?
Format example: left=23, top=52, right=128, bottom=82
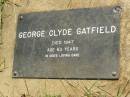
left=0, top=0, right=130, bottom=97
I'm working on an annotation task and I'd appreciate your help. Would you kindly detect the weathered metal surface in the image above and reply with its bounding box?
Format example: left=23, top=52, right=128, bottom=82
left=13, top=6, right=120, bottom=79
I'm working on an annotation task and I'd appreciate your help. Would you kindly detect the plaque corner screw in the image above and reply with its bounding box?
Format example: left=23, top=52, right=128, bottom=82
left=13, top=71, right=18, bottom=77
left=113, top=6, right=122, bottom=13
left=112, top=71, right=117, bottom=76
left=19, top=15, right=24, bottom=20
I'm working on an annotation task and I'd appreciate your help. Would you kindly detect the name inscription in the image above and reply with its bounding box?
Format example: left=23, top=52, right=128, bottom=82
left=18, top=25, right=116, bottom=38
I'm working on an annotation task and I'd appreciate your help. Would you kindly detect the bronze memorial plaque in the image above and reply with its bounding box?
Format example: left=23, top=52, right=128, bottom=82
left=13, top=6, right=120, bottom=79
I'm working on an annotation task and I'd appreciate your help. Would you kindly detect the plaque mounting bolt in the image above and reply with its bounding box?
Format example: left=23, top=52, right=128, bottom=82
left=20, top=15, right=23, bottom=20
left=112, top=71, right=117, bottom=76
left=113, top=6, right=122, bottom=13
left=13, top=71, right=18, bottom=77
